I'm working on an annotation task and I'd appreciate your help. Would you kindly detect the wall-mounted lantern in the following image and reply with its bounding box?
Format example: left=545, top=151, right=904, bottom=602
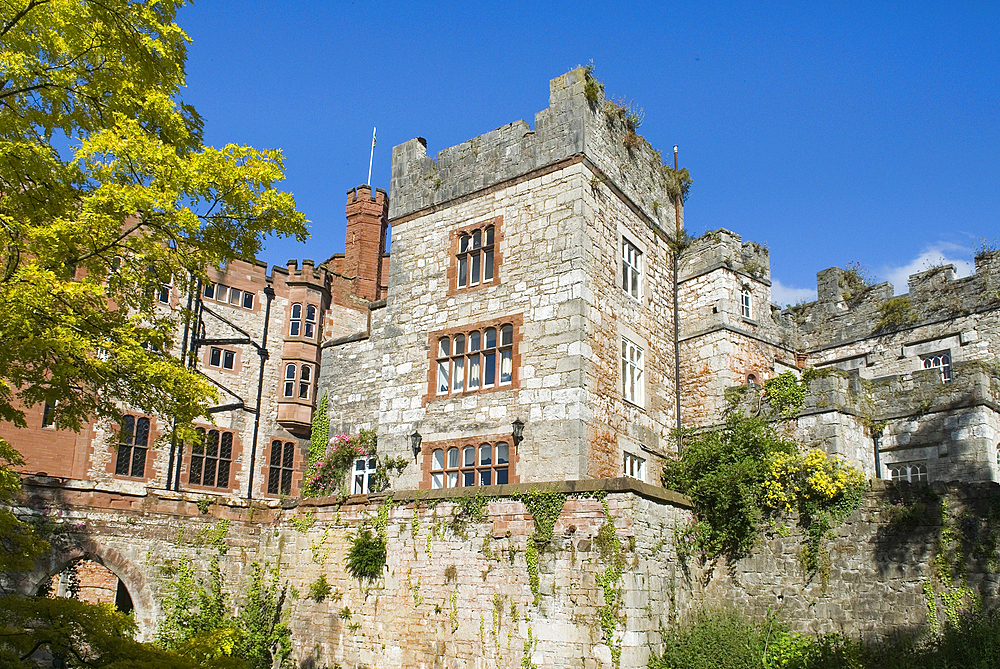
left=512, top=419, right=525, bottom=447
left=410, top=431, right=422, bottom=459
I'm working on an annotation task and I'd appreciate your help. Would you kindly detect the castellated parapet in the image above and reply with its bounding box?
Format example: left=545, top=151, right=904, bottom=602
left=390, top=66, right=682, bottom=238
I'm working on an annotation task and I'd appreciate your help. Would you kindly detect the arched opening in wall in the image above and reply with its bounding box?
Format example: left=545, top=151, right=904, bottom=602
left=746, top=374, right=758, bottom=386
left=37, top=557, right=134, bottom=615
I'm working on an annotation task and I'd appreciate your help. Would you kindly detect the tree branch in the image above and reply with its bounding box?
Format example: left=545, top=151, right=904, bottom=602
left=0, top=0, right=51, bottom=38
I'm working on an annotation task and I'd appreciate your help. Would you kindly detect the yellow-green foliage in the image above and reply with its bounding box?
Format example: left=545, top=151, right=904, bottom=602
left=763, top=449, right=865, bottom=513
left=875, top=296, right=919, bottom=332
left=763, top=371, right=805, bottom=419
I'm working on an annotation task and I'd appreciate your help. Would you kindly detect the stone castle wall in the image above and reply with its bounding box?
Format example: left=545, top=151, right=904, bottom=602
left=17, top=477, right=1000, bottom=668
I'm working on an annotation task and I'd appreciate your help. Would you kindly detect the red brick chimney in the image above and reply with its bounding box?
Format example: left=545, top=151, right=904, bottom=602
left=344, top=185, right=388, bottom=302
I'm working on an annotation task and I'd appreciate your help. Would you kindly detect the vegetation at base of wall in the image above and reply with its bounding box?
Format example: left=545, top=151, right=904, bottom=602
left=649, top=607, right=1000, bottom=669
left=662, top=413, right=865, bottom=570
left=763, top=371, right=806, bottom=419
left=345, top=528, right=386, bottom=582
left=156, top=558, right=291, bottom=669
left=875, top=296, right=919, bottom=332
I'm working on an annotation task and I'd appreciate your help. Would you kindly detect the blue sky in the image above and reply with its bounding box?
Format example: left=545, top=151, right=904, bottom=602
left=178, top=1, right=998, bottom=305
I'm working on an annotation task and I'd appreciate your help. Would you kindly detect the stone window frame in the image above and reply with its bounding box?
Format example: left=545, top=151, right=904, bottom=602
left=109, top=414, right=157, bottom=481
left=424, top=314, right=523, bottom=405
left=265, top=439, right=298, bottom=497
left=205, top=346, right=240, bottom=373
left=447, top=216, right=504, bottom=296
left=185, top=426, right=240, bottom=491
left=888, top=461, right=928, bottom=483
left=618, top=226, right=648, bottom=304
left=623, top=451, right=645, bottom=482
left=282, top=362, right=314, bottom=400
left=288, top=303, right=318, bottom=339
left=621, top=335, right=645, bottom=409
left=420, top=434, right=519, bottom=490
left=921, top=351, right=952, bottom=383
left=203, top=282, right=256, bottom=311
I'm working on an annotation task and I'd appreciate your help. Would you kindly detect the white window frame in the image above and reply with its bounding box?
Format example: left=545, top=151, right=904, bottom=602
left=623, top=452, right=645, bottom=481
left=888, top=462, right=928, bottom=483
left=622, top=237, right=642, bottom=300
left=621, top=337, right=644, bottom=407
left=740, top=286, right=752, bottom=319
left=430, top=441, right=511, bottom=489
left=353, top=456, right=378, bottom=494
left=921, top=352, right=952, bottom=383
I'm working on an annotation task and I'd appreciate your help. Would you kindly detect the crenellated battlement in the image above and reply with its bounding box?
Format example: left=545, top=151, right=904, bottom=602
left=785, top=250, right=1000, bottom=349
left=679, top=228, right=772, bottom=285
left=389, top=67, right=684, bottom=237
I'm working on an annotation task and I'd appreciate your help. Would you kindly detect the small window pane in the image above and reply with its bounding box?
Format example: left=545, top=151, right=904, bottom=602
left=216, top=285, right=228, bottom=302
left=480, top=470, right=492, bottom=486
left=432, top=473, right=444, bottom=489
left=438, top=361, right=449, bottom=394
left=448, top=447, right=459, bottom=469
left=301, top=366, right=311, bottom=381
left=458, top=257, right=468, bottom=287
left=463, top=471, right=475, bottom=487
left=243, top=291, right=254, bottom=309
left=223, top=350, right=235, bottom=370
left=453, top=357, right=465, bottom=391
left=229, top=289, right=241, bottom=305
left=480, top=444, right=491, bottom=466
left=468, top=353, right=481, bottom=389
left=484, top=352, right=496, bottom=386
left=501, top=325, right=513, bottom=346
left=454, top=335, right=465, bottom=354
left=485, top=328, right=497, bottom=349
left=432, top=449, right=444, bottom=470
left=306, top=305, right=316, bottom=321
left=291, top=304, right=301, bottom=319
left=497, top=443, right=509, bottom=465
left=470, top=332, right=481, bottom=351
left=204, top=283, right=215, bottom=299
left=500, top=349, right=513, bottom=384
left=485, top=226, right=494, bottom=246
left=290, top=321, right=300, bottom=336
left=464, top=446, right=475, bottom=467
left=447, top=471, right=459, bottom=488
left=484, top=249, right=494, bottom=280
left=496, top=468, right=508, bottom=485
left=439, top=337, right=450, bottom=357
left=210, top=347, right=222, bottom=367
left=472, top=229, right=481, bottom=249
left=285, top=364, right=296, bottom=379
left=471, top=253, right=480, bottom=284
left=460, top=234, right=470, bottom=253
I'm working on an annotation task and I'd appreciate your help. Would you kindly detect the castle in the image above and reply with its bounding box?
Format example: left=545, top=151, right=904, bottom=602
left=4, top=65, right=999, bottom=504
left=4, top=66, right=1000, bottom=668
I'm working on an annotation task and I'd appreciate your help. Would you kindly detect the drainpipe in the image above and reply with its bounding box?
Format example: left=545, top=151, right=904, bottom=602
left=166, top=274, right=197, bottom=491
left=873, top=429, right=883, bottom=479
left=246, top=285, right=275, bottom=500
left=673, top=146, right=683, bottom=453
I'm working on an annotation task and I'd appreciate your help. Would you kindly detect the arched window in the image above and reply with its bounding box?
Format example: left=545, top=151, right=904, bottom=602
left=740, top=286, right=752, bottom=319
left=283, top=363, right=296, bottom=397
left=922, top=353, right=952, bottom=383
left=305, top=305, right=317, bottom=338
left=289, top=304, right=302, bottom=336
left=114, top=415, right=150, bottom=478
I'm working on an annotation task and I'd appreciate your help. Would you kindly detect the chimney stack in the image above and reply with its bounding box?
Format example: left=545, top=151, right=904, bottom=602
left=344, top=185, right=388, bottom=302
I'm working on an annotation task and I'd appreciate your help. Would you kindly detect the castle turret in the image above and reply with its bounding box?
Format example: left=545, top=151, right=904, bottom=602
left=344, top=185, right=388, bottom=302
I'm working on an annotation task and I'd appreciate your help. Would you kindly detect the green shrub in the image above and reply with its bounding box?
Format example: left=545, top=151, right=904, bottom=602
left=875, top=296, right=918, bottom=332
left=763, top=371, right=805, bottom=419
left=345, top=528, right=386, bottom=582
left=307, top=574, right=331, bottom=602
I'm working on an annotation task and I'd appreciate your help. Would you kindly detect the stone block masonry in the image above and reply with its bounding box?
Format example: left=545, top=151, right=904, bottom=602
left=17, top=477, right=1000, bottom=668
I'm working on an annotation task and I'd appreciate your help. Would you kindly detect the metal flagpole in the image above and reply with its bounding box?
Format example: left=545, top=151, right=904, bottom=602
left=367, top=127, right=376, bottom=186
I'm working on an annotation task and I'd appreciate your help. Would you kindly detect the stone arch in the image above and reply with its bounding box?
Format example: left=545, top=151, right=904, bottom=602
left=24, top=537, right=158, bottom=640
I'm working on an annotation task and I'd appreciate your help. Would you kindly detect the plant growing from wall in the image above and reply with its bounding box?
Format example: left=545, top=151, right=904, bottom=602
left=874, top=296, right=919, bottom=332
left=307, top=574, right=332, bottom=603
left=594, top=500, right=625, bottom=669
left=310, top=392, right=330, bottom=460
left=511, top=487, right=571, bottom=605
left=345, top=528, right=386, bottom=582
left=583, top=62, right=605, bottom=105
left=839, top=262, right=875, bottom=302
left=763, top=371, right=806, bottom=419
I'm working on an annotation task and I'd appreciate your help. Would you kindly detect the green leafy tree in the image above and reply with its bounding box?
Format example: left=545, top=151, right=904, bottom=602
left=0, top=0, right=307, bottom=444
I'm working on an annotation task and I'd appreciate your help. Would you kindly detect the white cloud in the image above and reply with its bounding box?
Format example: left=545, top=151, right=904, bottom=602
left=877, top=242, right=975, bottom=295
left=770, top=278, right=817, bottom=307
